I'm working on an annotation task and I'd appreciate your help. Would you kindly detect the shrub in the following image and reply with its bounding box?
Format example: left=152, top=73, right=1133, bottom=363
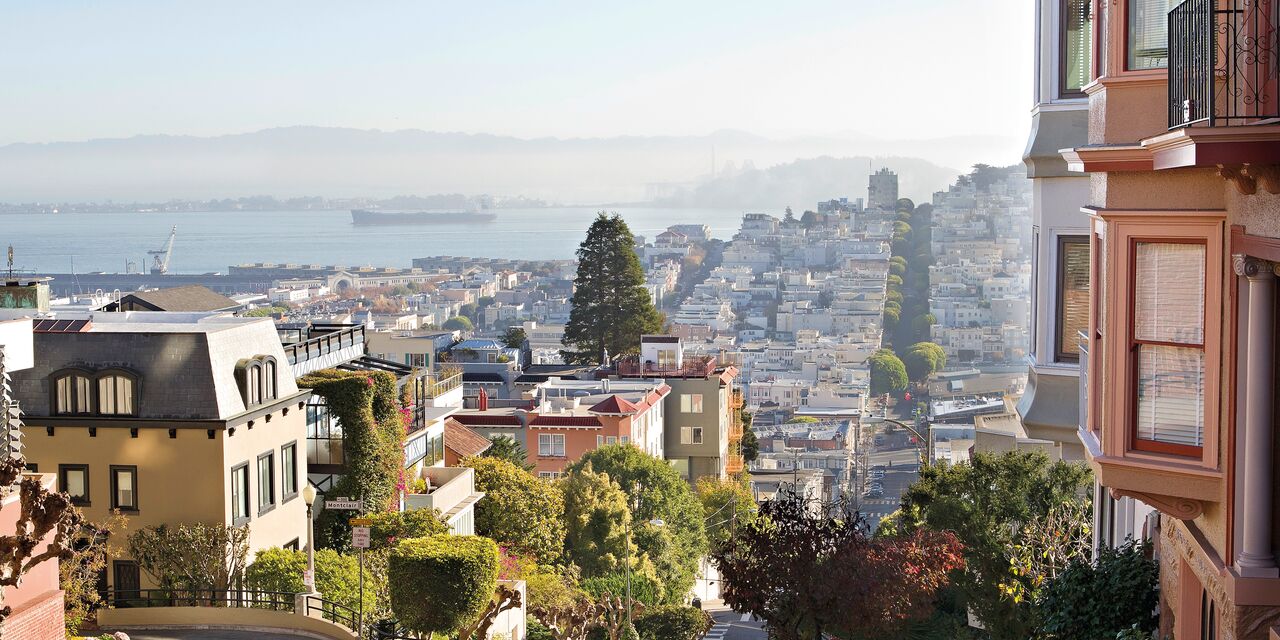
left=526, top=621, right=555, bottom=640
left=245, top=547, right=373, bottom=615
left=464, top=456, right=566, bottom=563
left=389, top=535, right=498, bottom=636
left=635, top=605, right=714, bottom=640
left=1039, top=541, right=1158, bottom=640
left=581, top=572, right=662, bottom=607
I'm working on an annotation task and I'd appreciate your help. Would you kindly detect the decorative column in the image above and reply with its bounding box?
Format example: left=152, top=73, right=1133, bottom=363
left=1232, top=254, right=1280, bottom=577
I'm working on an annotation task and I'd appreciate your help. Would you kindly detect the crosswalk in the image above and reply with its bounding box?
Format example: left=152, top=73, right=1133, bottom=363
left=706, top=622, right=731, bottom=639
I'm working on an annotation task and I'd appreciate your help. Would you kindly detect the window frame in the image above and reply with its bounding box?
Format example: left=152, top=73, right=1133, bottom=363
left=1124, top=0, right=1174, bottom=72
left=96, top=370, right=139, bottom=417
left=1059, top=0, right=1093, bottom=98
left=109, top=465, right=139, bottom=512
left=537, top=433, right=566, bottom=457
left=681, top=394, right=704, bottom=413
left=59, top=463, right=91, bottom=506
left=50, top=368, right=95, bottom=416
left=231, top=462, right=251, bottom=526
left=281, top=441, right=299, bottom=503
left=1056, top=235, right=1091, bottom=363
left=257, top=450, right=276, bottom=516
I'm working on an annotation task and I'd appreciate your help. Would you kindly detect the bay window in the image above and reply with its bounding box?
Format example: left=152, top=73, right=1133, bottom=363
left=1128, top=0, right=1177, bottom=70
left=1057, top=236, right=1091, bottom=362
left=1061, top=0, right=1094, bottom=95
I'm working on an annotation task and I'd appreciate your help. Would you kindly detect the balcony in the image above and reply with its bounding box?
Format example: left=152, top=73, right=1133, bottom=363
left=615, top=354, right=719, bottom=378
left=726, top=452, right=745, bottom=475
left=731, top=389, right=744, bottom=409
left=1169, top=0, right=1280, bottom=129
left=284, top=324, right=366, bottom=376
left=402, top=466, right=484, bottom=534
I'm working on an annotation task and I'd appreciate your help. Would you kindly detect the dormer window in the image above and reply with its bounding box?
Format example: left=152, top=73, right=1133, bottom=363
left=98, top=373, right=137, bottom=416
left=54, top=371, right=92, bottom=415
left=237, top=356, right=279, bottom=408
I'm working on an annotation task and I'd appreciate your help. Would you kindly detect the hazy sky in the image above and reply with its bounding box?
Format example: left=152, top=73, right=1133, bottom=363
left=0, top=1, right=1033, bottom=147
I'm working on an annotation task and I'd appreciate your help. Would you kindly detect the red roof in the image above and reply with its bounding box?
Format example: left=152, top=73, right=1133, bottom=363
left=444, top=419, right=493, bottom=458
left=453, top=413, right=521, bottom=426
left=589, top=395, right=638, bottom=415
left=529, top=416, right=601, bottom=427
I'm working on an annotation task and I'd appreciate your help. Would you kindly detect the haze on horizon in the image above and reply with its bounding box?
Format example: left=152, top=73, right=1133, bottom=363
left=0, top=1, right=1033, bottom=204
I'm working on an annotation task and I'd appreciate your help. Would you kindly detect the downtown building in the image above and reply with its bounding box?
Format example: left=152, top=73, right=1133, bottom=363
left=1059, top=0, right=1280, bottom=636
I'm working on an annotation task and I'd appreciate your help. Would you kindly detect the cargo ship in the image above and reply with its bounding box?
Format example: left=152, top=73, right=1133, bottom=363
left=350, top=209, right=497, bottom=225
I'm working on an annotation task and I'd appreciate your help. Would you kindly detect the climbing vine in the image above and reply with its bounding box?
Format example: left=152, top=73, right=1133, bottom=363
left=300, top=369, right=406, bottom=550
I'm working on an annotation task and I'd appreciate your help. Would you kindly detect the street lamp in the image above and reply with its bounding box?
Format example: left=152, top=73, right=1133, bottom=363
left=302, top=483, right=318, bottom=595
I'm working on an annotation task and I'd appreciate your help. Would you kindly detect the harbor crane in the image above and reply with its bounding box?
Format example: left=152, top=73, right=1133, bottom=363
left=148, top=226, right=176, bottom=275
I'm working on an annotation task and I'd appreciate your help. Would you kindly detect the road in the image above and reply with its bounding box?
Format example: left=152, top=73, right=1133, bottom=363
left=859, top=399, right=925, bottom=531
left=708, top=604, right=768, bottom=640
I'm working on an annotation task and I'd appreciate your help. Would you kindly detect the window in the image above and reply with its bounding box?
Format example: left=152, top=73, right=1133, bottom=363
left=97, top=374, right=136, bottom=416
left=620, top=436, right=629, bottom=445
left=538, top=471, right=563, bottom=480
left=257, top=451, right=275, bottom=514
left=231, top=463, right=250, bottom=524
left=281, top=442, right=298, bottom=501
left=264, top=359, right=277, bottom=400
left=59, top=464, right=90, bottom=505
left=110, top=466, right=138, bottom=511
left=1200, top=589, right=1217, bottom=640
left=1057, top=236, right=1090, bottom=362
left=606, top=436, right=617, bottom=445
left=1131, top=241, right=1206, bottom=455
left=1061, top=0, right=1093, bottom=95
left=238, top=356, right=278, bottom=407
left=680, top=427, right=703, bottom=445
left=248, top=365, right=262, bottom=406
left=538, top=434, right=565, bottom=457
left=53, top=372, right=92, bottom=415
left=1128, top=0, right=1177, bottom=70
left=306, top=399, right=344, bottom=466
left=284, top=538, right=300, bottom=551
left=597, top=435, right=605, bottom=448
left=680, top=394, right=703, bottom=413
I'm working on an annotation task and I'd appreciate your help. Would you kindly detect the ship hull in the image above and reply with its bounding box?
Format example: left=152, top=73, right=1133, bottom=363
left=351, top=209, right=496, bottom=225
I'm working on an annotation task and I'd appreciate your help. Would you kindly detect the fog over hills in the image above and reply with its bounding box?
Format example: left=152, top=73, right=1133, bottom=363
left=0, top=127, right=1018, bottom=205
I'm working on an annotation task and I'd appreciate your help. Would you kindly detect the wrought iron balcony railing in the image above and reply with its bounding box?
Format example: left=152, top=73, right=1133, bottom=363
left=1170, top=0, right=1280, bottom=128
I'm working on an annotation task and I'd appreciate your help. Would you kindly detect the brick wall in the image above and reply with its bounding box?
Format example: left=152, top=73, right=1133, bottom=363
left=4, top=589, right=64, bottom=640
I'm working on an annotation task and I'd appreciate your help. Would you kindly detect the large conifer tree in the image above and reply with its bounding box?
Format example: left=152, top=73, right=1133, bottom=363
left=561, top=212, right=663, bottom=364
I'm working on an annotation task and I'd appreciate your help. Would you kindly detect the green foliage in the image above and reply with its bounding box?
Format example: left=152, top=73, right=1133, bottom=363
left=246, top=547, right=374, bottom=615
left=61, top=512, right=126, bottom=637
left=127, top=523, right=250, bottom=592
left=911, top=313, right=937, bottom=338
left=739, top=428, right=759, bottom=463
left=300, top=369, right=405, bottom=550
left=883, top=307, right=900, bottom=329
left=243, top=305, right=290, bottom=317
left=899, top=450, right=1094, bottom=640
left=887, top=274, right=904, bottom=286
left=893, top=221, right=913, bottom=237
left=483, top=435, right=536, bottom=471
left=896, top=198, right=915, bottom=211
left=886, top=290, right=903, bottom=304
left=561, top=463, right=634, bottom=577
left=459, top=302, right=479, bottom=320
left=364, top=509, right=449, bottom=550
left=786, top=416, right=819, bottom=423
left=581, top=572, right=662, bottom=607
left=695, top=475, right=758, bottom=550
left=389, top=535, right=499, bottom=636
left=478, top=295, right=497, bottom=308
left=501, top=326, right=528, bottom=349
left=566, top=446, right=708, bottom=605
left=903, top=342, right=947, bottom=382
left=1039, top=541, right=1158, bottom=640
left=526, top=621, right=556, bottom=640
left=562, top=213, right=663, bottom=363
left=444, top=315, right=474, bottom=331
left=465, top=456, right=566, bottom=563
left=869, top=349, right=908, bottom=395
left=634, top=605, right=714, bottom=640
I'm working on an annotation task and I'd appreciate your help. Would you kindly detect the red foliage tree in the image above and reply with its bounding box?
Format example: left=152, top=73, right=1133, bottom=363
left=712, top=488, right=963, bottom=640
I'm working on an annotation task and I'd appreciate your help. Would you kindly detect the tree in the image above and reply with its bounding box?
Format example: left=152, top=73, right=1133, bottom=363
left=713, top=488, right=964, bottom=640
left=898, top=450, right=1093, bottom=639
left=482, top=435, right=536, bottom=472
left=869, top=349, right=908, bottom=395
left=246, top=547, right=373, bottom=615
left=896, top=197, right=916, bottom=211
left=887, top=274, right=903, bottom=287
left=911, top=313, right=937, bottom=338
left=455, top=583, right=523, bottom=640
left=478, top=295, right=497, bottom=309
left=739, top=428, right=759, bottom=462
left=501, top=326, right=528, bottom=349
left=390, top=535, right=499, bottom=639
left=565, top=447, right=708, bottom=604
left=60, top=512, right=126, bottom=637
left=903, top=342, right=947, bottom=382
left=561, top=463, right=634, bottom=577
left=0, top=457, right=81, bottom=635
left=634, top=605, right=713, bottom=640
left=464, top=457, right=565, bottom=563
left=799, top=210, right=820, bottom=228
left=459, top=303, right=479, bottom=320
left=561, top=213, right=663, bottom=364
left=444, top=316, right=474, bottom=332
left=527, top=568, right=601, bottom=640
left=883, top=307, right=900, bottom=330
left=889, top=261, right=906, bottom=277
left=1039, top=541, right=1158, bottom=640
left=361, top=509, right=450, bottom=620
left=783, top=206, right=796, bottom=223
left=127, top=523, right=250, bottom=594
left=695, top=476, right=757, bottom=550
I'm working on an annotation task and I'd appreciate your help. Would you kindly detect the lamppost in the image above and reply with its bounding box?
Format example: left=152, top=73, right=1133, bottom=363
left=302, top=484, right=319, bottom=596
left=624, top=513, right=664, bottom=630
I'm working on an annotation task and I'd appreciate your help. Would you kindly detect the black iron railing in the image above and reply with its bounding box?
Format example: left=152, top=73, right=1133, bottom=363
left=99, top=588, right=295, bottom=611
left=284, top=324, right=365, bottom=365
left=1170, top=0, right=1280, bottom=128
left=306, top=594, right=361, bottom=632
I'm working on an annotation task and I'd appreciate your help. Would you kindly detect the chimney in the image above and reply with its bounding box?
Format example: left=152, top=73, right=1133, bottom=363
left=477, top=387, right=489, bottom=411
left=602, top=378, right=610, bottom=394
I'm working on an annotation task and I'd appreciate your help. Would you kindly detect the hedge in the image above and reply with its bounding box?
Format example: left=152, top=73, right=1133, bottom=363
left=635, top=605, right=714, bottom=640
left=245, top=547, right=372, bottom=615
left=389, top=535, right=499, bottom=636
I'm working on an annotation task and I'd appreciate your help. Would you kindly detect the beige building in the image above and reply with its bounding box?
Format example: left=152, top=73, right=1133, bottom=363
left=11, top=309, right=310, bottom=593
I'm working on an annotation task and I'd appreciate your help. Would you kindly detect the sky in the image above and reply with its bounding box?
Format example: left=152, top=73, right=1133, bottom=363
left=0, top=0, right=1033, bottom=148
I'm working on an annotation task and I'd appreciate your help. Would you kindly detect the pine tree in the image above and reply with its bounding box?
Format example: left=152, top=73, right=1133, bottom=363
left=561, top=213, right=663, bottom=364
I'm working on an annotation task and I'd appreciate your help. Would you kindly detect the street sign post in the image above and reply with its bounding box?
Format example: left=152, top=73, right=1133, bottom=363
left=325, top=497, right=364, bottom=511
left=349, top=517, right=373, bottom=527
left=351, top=526, right=371, bottom=549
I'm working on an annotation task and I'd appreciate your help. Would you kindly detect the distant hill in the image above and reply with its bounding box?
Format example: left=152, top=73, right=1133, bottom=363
left=0, top=126, right=1017, bottom=204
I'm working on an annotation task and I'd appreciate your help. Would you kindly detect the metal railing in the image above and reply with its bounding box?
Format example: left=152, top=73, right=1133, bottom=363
left=284, top=324, right=366, bottom=365
left=99, top=588, right=295, bottom=611
left=1170, top=0, right=1280, bottom=128
left=306, top=594, right=361, bottom=633
left=615, top=355, right=718, bottom=378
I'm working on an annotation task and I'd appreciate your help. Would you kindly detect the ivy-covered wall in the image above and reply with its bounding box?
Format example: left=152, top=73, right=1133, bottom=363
left=300, top=369, right=406, bottom=550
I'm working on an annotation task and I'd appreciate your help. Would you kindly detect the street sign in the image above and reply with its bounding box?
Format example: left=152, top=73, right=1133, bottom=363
left=352, top=526, right=371, bottom=549
left=303, top=569, right=315, bottom=588
left=349, top=517, right=373, bottom=526
left=325, top=497, right=364, bottom=510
